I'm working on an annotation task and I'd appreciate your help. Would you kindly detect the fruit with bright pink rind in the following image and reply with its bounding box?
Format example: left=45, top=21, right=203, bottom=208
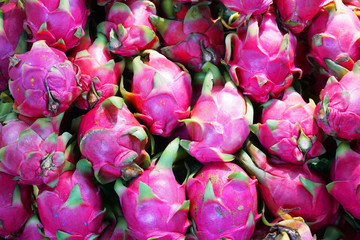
left=115, top=138, right=190, bottom=239
left=24, top=0, right=89, bottom=51
left=0, top=172, right=32, bottom=239
left=251, top=87, right=326, bottom=165
left=78, top=96, right=150, bottom=184
left=186, top=162, right=260, bottom=240
left=16, top=215, right=43, bottom=240
left=121, top=50, right=192, bottom=137
left=225, top=10, right=302, bottom=103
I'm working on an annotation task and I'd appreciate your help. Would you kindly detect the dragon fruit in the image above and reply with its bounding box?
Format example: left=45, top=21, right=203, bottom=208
left=251, top=87, right=326, bottom=165
left=225, top=10, right=302, bottom=103
left=307, top=0, right=360, bottom=73
left=97, top=0, right=159, bottom=57
left=115, top=138, right=191, bottom=239
left=16, top=215, right=44, bottom=240
left=239, top=141, right=339, bottom=231
left=180, top=68, right=253, bottom=163
left=315, top=60, right=360, bottom=140
left=0, top=0, right=27, bottom=92
left=0, top=172, right=32, bottom=239
left=8, top=40, right=82, bottom=118
left=186, top=162, right=260, bottom=240
left=120, top=50, right=192, bottom=137
left=23, top=0, right=89, bottom=51
left=326, top=142, right=360, bottom=219
left=149, top=1, right=224, bottom=72
left=71, top=34, right=124, bottom=110
left=78, top=96, right=150, bottom=184
left=37, top=159, right=105, bottom=239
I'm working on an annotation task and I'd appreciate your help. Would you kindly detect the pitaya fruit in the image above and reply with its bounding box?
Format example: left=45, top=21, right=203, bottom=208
left=225, top=10, right=302, bottom=103
left=180, top=68, right=253, bottom=163
left=78, top=96, right=150, bottom=184
left=186, top=162, right=260, bottom=240
left=8, top=40, right=82, bottom=118
left=326, top=142, right=360, bottom=219
left=16, top=215, right=44, bottom=240
left=251, top=87, right=326, bottom=165
left=149, top=1, right=225, bottom=72
left=114, top=138, right=191, bottom=239
left=0, top=172, right=33, bottom=239
left=120, top=50, right=192, bottom=137
left=97, top=0, right=159, bottom=57
left=36, top=159, right=106, bottom=239
left=0, top=0, right=27, bottom=91
left=315, top=60, right=360, bottom=140
left=307, top=0, right=360, bottom=73
left=23, top=0, right=89, bottom=51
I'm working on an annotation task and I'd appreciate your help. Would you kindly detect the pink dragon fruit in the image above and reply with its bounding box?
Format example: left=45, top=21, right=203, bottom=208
left=16, top=215, right=44, bottom=240
left=315, top=60, right=360, bottom=140
left=23, top=0, right=89, bottom=51
left=239, top=141, right=339, bottom=231
left=225, top=10, right=302, bottom=103
left=307, top=0, right=360, bottom=73
left=8, top=40, right=82, bottom=118
left=180, top=68, right=253, bottom=163
left=78, top=96, right=150, bottom=184
left=115, top=138, right=191, bottom=239
left=37, top=159, right=105, bottom=239
left=0, top=0, right=27, bottom=91
left=71, top=34, right=124, bottom=110
left=186, top=162, right=260, bottom=240
left=327, top=142, right=360, bottom=219
left=120, top=50, right=192, bottom=137
left=251, top=87, right=326, bottom=165
left=97, top=0, right=159, bottom=57
left=149, top=1, right=225, bottom=72
left=0, top=172, right=32, bottom=239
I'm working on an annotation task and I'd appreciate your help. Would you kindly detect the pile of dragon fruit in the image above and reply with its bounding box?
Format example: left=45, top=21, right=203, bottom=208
left=1, top=0, right=360, bottom=239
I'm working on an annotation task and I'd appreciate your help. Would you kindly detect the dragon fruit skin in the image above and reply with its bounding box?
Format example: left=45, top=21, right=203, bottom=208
left=307, top=0, right=360, bottom=73
left=0, top=0, right=27, bottom=92
left=315, top=61, right=360, bottom=140
left=97, top=0, right=159, bottom=57
left=120, top=50, right=192, bottom=137
left=239, top=142, right=339, bottom=232
left=327, top=142, right=360, bottom=219
left=15, top=215, right=44, bottom=240
left=78, top=96, right=150, bottom=184
left=0, top=172, right=33, bottom=239
left=186, top=162, right=260, bottom=240
left=8, top=40, right=82, bottom=118
left=115, top=138, right=191, bottom=239
left=251, top=87, right=326, bottom=165
left=149, top=2, right=225, bottom=72
left=225, top=11, right=302, bottom=103
left=24, top=0, right=89, bottom=51
left=37, top=160, right=105, bottom=239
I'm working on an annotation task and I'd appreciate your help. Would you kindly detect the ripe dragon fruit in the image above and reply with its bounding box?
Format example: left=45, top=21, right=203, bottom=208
left=8, top=40, right=82, bottom=118
left=251, top=87, right=326, bottom=165
left=186, top=162, right=260, bottom=240
left=71, top=34, right=124, bottom=110
left=180, top=68, right=253, bottom=163
left=149, top=1, right=225, bottom=72
left=307, top=0, right=360, bottom=73
left=225, top=10, right=302, bottom=103
left=0, top=0, right=27, bottom=91
left=115, top=138, right=191, bottom=239
left=120, top=50, right=192, bottom=137
left=23, top=0, right=89, bottom=51
left=0, top=172, right=32, bottom=239
left=326, top=142, right=360, bottom=219
left=97, top=0, right=159, bottom=57
left=16, top=215, right=44, bottom=240
left=315, top=60, right=360, bottom=140
left=37, top=159, right=105, bottom=239
left=239, top=141, right=339, bottom=231
left=78, top=96, right=150, bottom=184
